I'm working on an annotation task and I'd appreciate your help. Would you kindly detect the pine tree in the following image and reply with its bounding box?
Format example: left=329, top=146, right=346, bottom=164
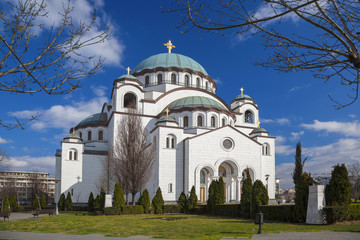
left=292, top=142, right=307, bottom=186
left=65, top=192, right=73, bottom=211
left=152, top=187, right=164, bottom=214
left=326, top=164, right=352, bottom=206
left=99, top=188, right=106, bottom=210
left=207, top=179, right=223, bottom=214
left=93, top=194, right=100, bottom=210
left=32, top=194, right=39, bottom=209
left=293, top=172, right=313, bottom=222
left=187, top=186, right=198, bottom=212
left=240, top=169, right=253, bottom=218
left=138, top=189, right=151, bottom=213
left=178, top=192, right=187, bottom=213
left=88, top=192, right=94, bottom=211
left=2, top=197, right=9, bottom=212
left=113, top=183, right=125, bottom=209
left=58, top=193, right=65, bottom=211
left=252, top=180, right=269, bottom=215
left=9, top=194, right=17, bottom=211
left=40, top=193, right=47, bottom=208
left=218, top=177, right=225, bottom=204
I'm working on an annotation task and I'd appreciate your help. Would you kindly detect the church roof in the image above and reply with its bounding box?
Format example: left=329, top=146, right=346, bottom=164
left=157, top=116, right=177, bottom=123
left=117, top=74, right=137, bottom=80
left=233, top=93, right=252, bottom=101
left=64, top=133, right=81, bottom=140
left=76, top=113, right=107, bottom=129
left=132, top=53, right=208, bottom=76
left=167, top=96, right=227, bottom=111
left=250, top=127, right=268, bottom=135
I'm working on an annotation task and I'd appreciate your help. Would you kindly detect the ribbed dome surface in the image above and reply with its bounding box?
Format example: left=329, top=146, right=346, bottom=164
left=167, top=96, right=226, bottom=111
left=76, top=113, right=107, bottom=128
left=132, top=53, right=208, bottom=76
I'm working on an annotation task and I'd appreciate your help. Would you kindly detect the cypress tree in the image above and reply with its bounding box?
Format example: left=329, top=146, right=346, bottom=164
left=93, top=194, right=100, bottom=210
left=32, top=194, right=39, bottom=209
left=113, top=183, right=125, bottom=209
left=240, top=169, right=253, bottom=218
left=2, top=197, right=10, bottom=212
left=99, top=188, right=106, bottom=210
left=218, top=177, right=225, bottom=204
left=40, top=193, right=46, bottom=208
left=292, top=142, right=307, bottom=186
left=58, top=193, right=65, bottom=211
left=252, top=180, right=269, bottom=215
left=326, top=164, right=352, bottom=206
left=65, top=192, right=73, bottom=211
left=138, top=189, right=151, bottom=213
left=293, top=172, right=313, bottom=222
left=187, top=186, right=198, bottom=212
left=152, top=187, right=164, bottom=214
left=9, top=194, right=17, bottom=211
left=87, top=192, right=94, bottom=211
left=178, top=192, right=187, bottom=213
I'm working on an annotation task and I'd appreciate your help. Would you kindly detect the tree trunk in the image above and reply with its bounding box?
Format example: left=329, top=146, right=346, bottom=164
left=125, top=192, right=129, bottom=205
left=132, top=192, right=136, bottom=205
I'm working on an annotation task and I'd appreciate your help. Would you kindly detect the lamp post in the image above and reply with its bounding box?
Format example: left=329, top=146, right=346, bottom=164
left=55, top=179, right=60, bottom=215
left=275, top=178, right=280, bottom=195
left=265, top=174, right=270, bottom=192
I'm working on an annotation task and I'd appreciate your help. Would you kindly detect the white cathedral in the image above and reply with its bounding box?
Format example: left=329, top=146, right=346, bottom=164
left=55, top=41, right=276, bottom=204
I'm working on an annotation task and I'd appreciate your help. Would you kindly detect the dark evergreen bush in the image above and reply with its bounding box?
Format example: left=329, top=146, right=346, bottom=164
left=152, top=187, right=164, bottom=214
left=58, top=193, right=65, bottom=211
left=93, top=194, right=100, bottom=211
left=103, top=207, right=122, bottom=215
left=240, top=169, right=253, bottom=218
left=138, top=189, right=150, bottom=213
left=87, top=192, right=94, bottom=211
left=326, top=164, right=352, bottom=206
left=259, top=205, right=295, bottom=222
left=40, top=193, right=46, bottom=208
left=252, top=180, right=269, bottom=215
left=122, top=205, right=144, bottom=214
left=163, top=204, right=182, bottom=213
left=207, top=179, right=224, bottom=214
left=214, top=204, right=241, bottom=217
left=99, top=188, right=106, bottom=210
left=2, top=197, right=9, bottom=212
left=178, top=192, right=187, bottom=213
left=322, top=204, right=360, bottom=223
left=31, top=194, right=39, bottom=209
left=188, top=186, right=198, bottom=212
left=65, top=192, right=73, bottom=211
left=293, top=172, right=312, bottom=222
left=9, top=194, right=17, bottom=211
left=218, top=177, right=225, bottom=204
left=113, top=183, right=125, bottom=209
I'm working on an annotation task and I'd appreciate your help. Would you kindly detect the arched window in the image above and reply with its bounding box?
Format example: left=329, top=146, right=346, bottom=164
left=222, top=118, right=226, bottom=127
left=205, top=82, right=208, bottom=90
left=88, top=131, right=92, bottom=141
left=171, top=73, right=176, bottom=84
left=69, top=151, right=72, bottom=160
left=157, top=74, right=163, bottom=84
left=262, top=143, right=270, bottom=155
left=145, top=76, right=149, bottom=87
left=196, top=78, right=201, bottom=88
left=219, top=166, right=227, bottom=177
left=79, top=132, right=82, bottom=139
left=211, top=116, right=216, bottom=127
left=69, top=149, right=77, bottom=160
left=185, top=75, right=190, bottom=87
left=166, top=135, right=176, bottom=149
left=245, top=110, right=254, bottom=123
left=98, top=130, right=103, bottom=141
left=124, top=93, right=136, bottom=108
left=171, top=138, right=175, bottom=148
left=197, top=115, right=203, bottom=127
left=74, top=150, right=77, bottom=160
left=200, top=170, right=206, bottom=184
left=166, top=137, right=170, bottom=148
left=183, top=116, right=189, bottom=128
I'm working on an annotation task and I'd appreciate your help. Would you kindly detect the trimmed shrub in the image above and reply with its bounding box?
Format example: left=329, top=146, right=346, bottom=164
left=252, top=180, right=269, bottom=215
left=218, top=177, right=225, bottom=204
left=14, top=205, right=24, bottom=212
left=32, top=195, right=39, bottom=209
left=152, top=187, right=164, bottom=214
left=2, top=197, right=10, bottom=212
left=93, top=194, right=100, bottom=211
left=188, top=186, right=198, bottom=212
left=99, top=188, right=106, bottom=210
left=138, top=189, right=151, bottom=213
left=58, top=193, right=65, bottom=211
left=326, top=164, right=352, bottom=206
left=72, top=206, right=88, bottom=211
left=104, top=207, right=121, bottom=215
left=65, top=192, right=73, bottom=211
left=207, top=179, right=223, bottom=214
left=88, top=192, right=94, bottom=211
left=240, top=169, right=253, bottom=218
left=178, top=192, right=187, bottom=213
left=293, top=172, right=312, bottom=222
left=10, top=194, right=17, bottom=211
left=40, top=193, right=46, bottom=208
left=347, top=204, right=360, bottom=220
left=214, top=204, right=241, bottom=217
left=259, top=205, right=295, bottom=222
left=113, top=183, right=125, bottom=209
left=323, top=206, right=348, bottom=224
left=122, top=205, right=144, bottom=214
left=163, top=204, right=182, bottom=213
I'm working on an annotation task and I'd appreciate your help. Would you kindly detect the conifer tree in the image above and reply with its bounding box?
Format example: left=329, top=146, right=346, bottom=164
left=240, top=168, right=253, bottom=218
left=9, top=194, right=17, bottom=211
left=65, top=192, right=73, bottom=211
left=58, top=193, right=65, bottom=211
left=326, top=164, right=352, bottom=206
left=2, top=196, right=9, bottom=212
left=207, top=179, right=223, bottom=214
left=32, top=194, right=39, bottom=209
left=40, top=193, right=46, bottom=208
left=87, top=192, right=94, bottom=211
left=218, top=177, right=225, bottom=204
left=252, top=180, right=269, bottom=215
left=113, top=183, right=125, bottom=209
left=293, top=172, right=313, bottom=222
left=99, top=188, right=106, bottom=210
left=93, top=194, right=100, bottom=210
left=292, top=142, right=307, bottom=186
left=187, top=186, right=198, bottom=212
left=178, top=192, right=187, bottom=213
left=152, top=187, right=164, bottom=214
left=138, top=189, right=151, bottom=213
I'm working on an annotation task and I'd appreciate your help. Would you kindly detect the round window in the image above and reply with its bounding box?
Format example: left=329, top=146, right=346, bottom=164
left=223, top=139, right=233, bottom=149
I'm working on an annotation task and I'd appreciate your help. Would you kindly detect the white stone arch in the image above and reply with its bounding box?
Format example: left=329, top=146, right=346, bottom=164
left=195, top=112, right=205, bottom=127
left=122, top=91, right=138, bottom=109
left=244, top=109, right=255, bottom=124
left=169, top=71, right=178, bottom=84
left=194, top=163, right=216, bottom=202
left=214, top=158, right=241, bottom=177
left=97, top=128, right=105, bottom=141
left=241, top=165, right=256, bottom=183
left=209, top=113, right=218, bottom=128
left=262, top=142, right=270, bottom=155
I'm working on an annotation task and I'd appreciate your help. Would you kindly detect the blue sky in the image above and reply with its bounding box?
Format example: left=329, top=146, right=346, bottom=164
left=1, top=0, right=359, bottom=189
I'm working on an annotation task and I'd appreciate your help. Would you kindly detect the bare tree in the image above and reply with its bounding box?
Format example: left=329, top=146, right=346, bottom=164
left=165, top=0, right=360, bottom=108
left=100, top=150, right=114, bottom=194
left=0, top=0, right=110, bottom=129
left=111, top=108, right=155, bottom=205
left=0, top=148, right=8, bottom=166
left=348, top=161, right=360, bottom=202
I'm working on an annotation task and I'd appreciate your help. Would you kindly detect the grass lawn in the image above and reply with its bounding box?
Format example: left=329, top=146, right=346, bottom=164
left=0, top=212, right=359, bottom=239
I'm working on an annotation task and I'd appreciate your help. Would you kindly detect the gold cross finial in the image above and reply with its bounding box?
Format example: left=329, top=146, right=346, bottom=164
left=258, top=121, right=261, bottom=128
left=126, top=67, right=131, bottom=75
left=72, top=127, right=75, bottom=135
left=165, top=108, right=170, bottom=117
left=240, top=87, right=244, bottom=95
left=164, top=40, right=175, bottom=53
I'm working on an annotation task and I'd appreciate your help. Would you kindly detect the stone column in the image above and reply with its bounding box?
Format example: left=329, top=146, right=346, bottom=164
left=104, top=194, right=113, bottom=208
left=306, top=185, right=326, bottom=224
left=236, top=177, right=242, bottom=202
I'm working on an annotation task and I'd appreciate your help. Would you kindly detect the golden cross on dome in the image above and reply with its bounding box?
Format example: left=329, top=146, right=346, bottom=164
left=126, top=67, right=131, bottom=75
left=72, top=127, right=75, bottom=134
left=258, top=121, right=261, bottom=128
left=240, top=87, right=244, bottom=95
left=165, top=108, right=170, bottom=117
left=164, top=40, right=175, bottom=53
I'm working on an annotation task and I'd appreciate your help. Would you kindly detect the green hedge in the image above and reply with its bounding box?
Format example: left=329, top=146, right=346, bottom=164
left=103, top=207, right=122, bottom=215
left=259, top=205, right=294, bottom=222
left=323, top=204, right=360, bottom=223
left=163, top=204, right=182, bottom=213
left=122, top=205, right=144, bottom=215
left=214, top=204, right=241, bottom=217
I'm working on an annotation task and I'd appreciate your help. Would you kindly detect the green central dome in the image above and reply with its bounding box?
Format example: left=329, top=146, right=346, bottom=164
left=132, top=53, right=208, bottom=76
left=167, top=96, right=226, bottom=111
left=76, top=113, right=107, bottom=129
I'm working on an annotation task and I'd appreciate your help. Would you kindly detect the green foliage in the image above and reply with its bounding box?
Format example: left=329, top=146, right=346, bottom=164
left=122, top=205, right=144, bottom=214
left=326, top=164, right=352, bottom=206
left=218, top=177, right=225, bottom=204
left=31, top=194, right=39, bottom=209
left=40, top=193, right=46, bottom=208
left=252, top=180, right=269, bottom=215
left=163, top=204, right=182, bottom=213
left=178, top=192, right=187, bottom=213
left=293, top=172, right=313, bottom=222
left=292, top=141, right=306, bottom=186
left=93, top=194, right=100, bottom=211
left=259, top=205, right=295, bottom=222
left=188, top=186, right=198, bottom=212
left=322, top=204, right=360, bottom=224
left=152, top=187, right=164, bottom=214
left=138, top=189, right=151, bottom=213
left=240, top=169, right=253, bottom=218
left=87, top=192, right=94, bottom=211
left=103, top=207, right=122, bottom=215
left=347, top=204, right=360, bottom=220
left=99, top=188, right=106, bottom=210
left=113, top=183, right=125, bottom=209
left=58, top=193, right=65, bottom=211
left=65, top=192, right=73, bottom=211
left=214, top=204, right=241, bottom=217
left=2, top=197, right=10, bottom=212
left=207, top=179, right=225, bottom=214
left=9, top=194, right=17, bottom=211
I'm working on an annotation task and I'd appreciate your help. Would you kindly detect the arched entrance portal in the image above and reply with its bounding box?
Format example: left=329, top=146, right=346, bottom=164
left=218, top=161, right=239, bottom=203
left=199, top=167, right=213, bottom=203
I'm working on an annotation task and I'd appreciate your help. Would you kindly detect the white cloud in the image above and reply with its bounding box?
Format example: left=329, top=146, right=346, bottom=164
left=289, top=84, right=311, bottom=92
left=3, top=155, right=55, bottom=174
left=261, top=118, right=290, bottom=125
left=0, top=137, right=8, bottom=144
left=275, top=136, right=294, bottom=155
left=290, top=131, right=304, bottom=141
left=301, top=120, right=360, bottom=137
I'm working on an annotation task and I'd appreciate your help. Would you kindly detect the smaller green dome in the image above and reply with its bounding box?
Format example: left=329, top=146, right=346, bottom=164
left=157, top=116, right=176, bottom=123
left=250, top=127, right=268, bottom=135
left=64, top=133, right=81, bottom=139
left=234, top=93, right=252, bottom=101
left=118, top=74, right=137, bottom=80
